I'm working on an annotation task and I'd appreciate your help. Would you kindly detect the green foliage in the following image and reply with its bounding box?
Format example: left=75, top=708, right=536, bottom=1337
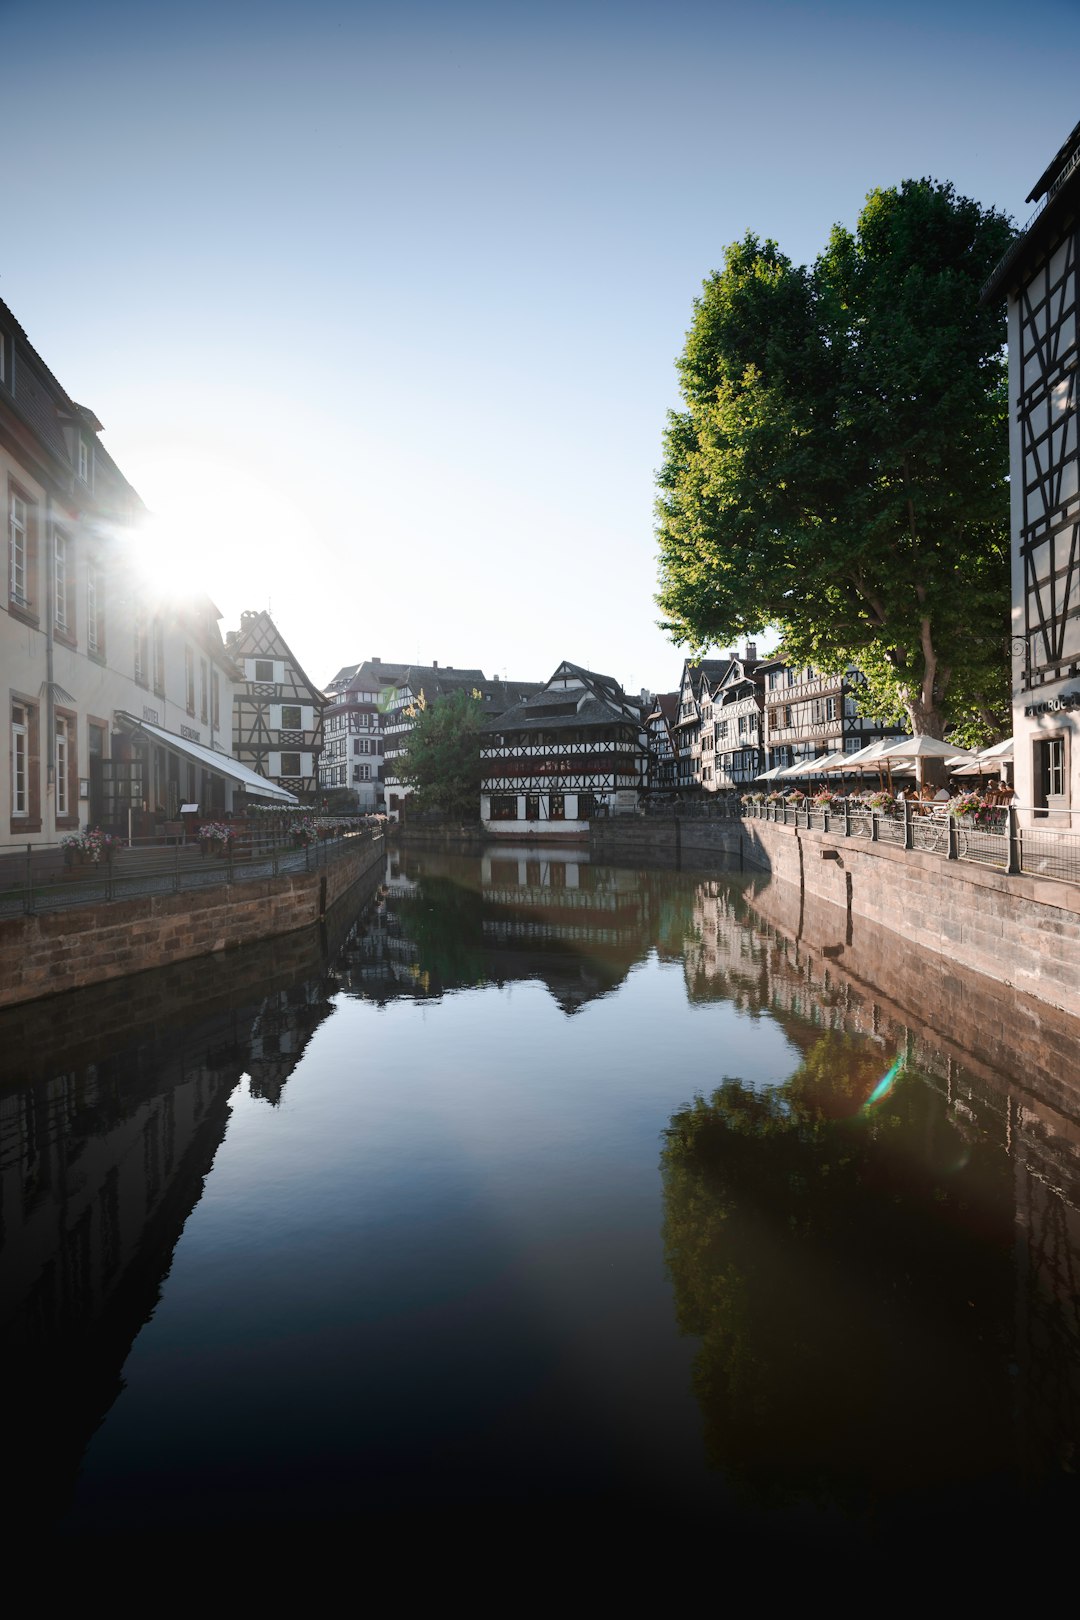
left=656, top=181, right=1017, bottom=738
left=661, top=1034, right=1015, bottom=1511
left=392, top=688, right=485, bottom=820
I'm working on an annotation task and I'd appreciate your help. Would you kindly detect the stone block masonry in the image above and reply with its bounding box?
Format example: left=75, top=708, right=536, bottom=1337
left=0, top=836, right=384, bottom=1009
left=591, top=816, right=1080, bottom=1018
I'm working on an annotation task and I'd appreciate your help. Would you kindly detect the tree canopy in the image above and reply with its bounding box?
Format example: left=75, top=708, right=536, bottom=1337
left=655, top=180, right=1017, bottom=740
left=392, top=687, right=486, bottom=820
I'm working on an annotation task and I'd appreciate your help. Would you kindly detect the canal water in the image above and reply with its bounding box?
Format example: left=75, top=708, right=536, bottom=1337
left=2, top=845, right=1079, bottom=1551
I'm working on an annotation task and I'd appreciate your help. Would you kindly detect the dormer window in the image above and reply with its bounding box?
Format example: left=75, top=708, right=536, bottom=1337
left=78, top=440, right=90, bottom=484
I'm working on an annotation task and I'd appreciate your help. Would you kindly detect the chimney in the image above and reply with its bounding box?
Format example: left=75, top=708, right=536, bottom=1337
left=372, top=656, right=380, bottom=664
left=432, top=659, right=438, bottom=668
left=745, top=641, right=757, bottom=661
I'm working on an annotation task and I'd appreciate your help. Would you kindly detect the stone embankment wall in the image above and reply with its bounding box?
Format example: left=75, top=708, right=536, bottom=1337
left=0, top=835, right=385, bottom=1009
left=591, top=816, right=1080, bottom=1016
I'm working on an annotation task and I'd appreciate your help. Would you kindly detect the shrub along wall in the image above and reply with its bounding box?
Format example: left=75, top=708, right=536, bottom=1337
left=0, top=836, right=384, bottom=1009
left=591, top=816, right=1080, bottom=1016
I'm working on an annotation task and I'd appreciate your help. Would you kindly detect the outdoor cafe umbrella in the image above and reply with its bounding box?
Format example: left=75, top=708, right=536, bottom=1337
left=754, top=764, right=788, bottom=781
left=819, top=736, right=909, bottom=789
left=781, top=750, right=850, bottom=780
left=878, top=734, right=979, bottom=791
left=947, top=736, right=1014, bottom=777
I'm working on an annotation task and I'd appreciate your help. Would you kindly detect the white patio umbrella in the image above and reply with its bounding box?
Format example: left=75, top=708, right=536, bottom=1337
left=980, top=736, right=1014, bottom=762
left=878, top=734, right=979, bottom=791
left=819, top=736, right=909, bottom=770
left=754, top=764, right=788, bottom=781
left=947, top=736, right=1014, bottom=777
left=783, top=750, right=850, bottom=778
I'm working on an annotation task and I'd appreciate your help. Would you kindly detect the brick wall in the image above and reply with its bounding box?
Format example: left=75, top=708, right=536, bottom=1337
left=0, top=836, right=384, bottom=1009
left=592, top=817, right=1080, bottom=1016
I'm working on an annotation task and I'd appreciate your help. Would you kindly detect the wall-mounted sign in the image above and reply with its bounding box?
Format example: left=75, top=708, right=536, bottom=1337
left=1024, top=689, right=1080, bottom=717
left=180, top=725, right=202, bottom=742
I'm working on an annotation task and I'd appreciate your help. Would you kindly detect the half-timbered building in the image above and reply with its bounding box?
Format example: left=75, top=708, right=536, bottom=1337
left=226, top=611, right=324, bottom=800
left=761, top=660, right=889, bottom=771
left=320, top=657, right=408, bottom=808
left=479, top=661, right=648, bottom=838
left=713, top=653, right=765, bottom=790
left=982, top=120, right=1080, bottom=826
left=674, top=658, right=731, bottom=792
left=645, top=692, right=679, bottom=792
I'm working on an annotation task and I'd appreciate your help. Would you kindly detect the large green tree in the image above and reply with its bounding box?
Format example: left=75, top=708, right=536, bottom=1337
left=392, top=687, right=485, bottom=820
left=656, top=181, right=1017, bottom=740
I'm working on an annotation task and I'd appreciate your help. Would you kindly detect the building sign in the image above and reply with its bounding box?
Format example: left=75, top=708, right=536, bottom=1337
left=1024, top=689, right=1080, bottom=717
left=180, top=724, right=202, bottom=742
left=143, top=705, right=160, bottom=724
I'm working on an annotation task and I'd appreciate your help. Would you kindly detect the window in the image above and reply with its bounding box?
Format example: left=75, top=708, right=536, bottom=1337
left=825, top=697, right=837, bottom=721
left=280, top=752, right=302, bottom=776
left=9, top=488, right=29, bottom=606
left=185, top=647, right=195, bottom=713
left=254, top=659, right=274, bottom=683
left=212, top=671, right=220, bottom=730
left=11, top=699, right=40, bottom=829
left=78, top=440, right=90, bottom=483
left=87, top=561, right=104, bottom=656
left=526, top=793, right=540, bottom=820
left=134, top=606, right=150, bottom=686
left=153, top=618, right=165, bottom=694
left=353, top=764, right=370, bottom=781
left=12, top=704, right=28, bottom=817
left=784, top=706, right=793, bottom=727
left=281, top=704, right=302, bottom=729
left=55, top=716, right=70, bottom=818
left=1035, top=736, right=1067, bottom=811
left=577, top=792, right=595, bottom=819
left=489, top=794, right=517, bottom=820
left=54, top=530, right=69, bottom=630
left=200, top=658, right=208, bottom=723
left=550, top=792, right=565, bottom=820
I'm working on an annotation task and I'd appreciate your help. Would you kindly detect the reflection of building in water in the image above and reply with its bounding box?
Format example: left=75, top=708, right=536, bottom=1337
left=0, top=949, right=339, bottom=1530
left=332, top=849, right=653, bottom=1014
left=677, top=871, right=1080, bottom=1519
left=247, top=980, right=337, bottom=1105
left=0, top=1032, right=240, bottom=1527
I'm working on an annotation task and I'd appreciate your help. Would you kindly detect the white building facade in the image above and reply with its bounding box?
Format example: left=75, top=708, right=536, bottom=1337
left=2, top=299, right=288, bottom=844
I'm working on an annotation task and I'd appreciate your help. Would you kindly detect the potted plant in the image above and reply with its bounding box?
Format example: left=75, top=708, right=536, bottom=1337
left=198, top=821, right=234, bottom=856
left=83, top=826, right=121, bottom=863
left=865, top=790, right=898, bottom=814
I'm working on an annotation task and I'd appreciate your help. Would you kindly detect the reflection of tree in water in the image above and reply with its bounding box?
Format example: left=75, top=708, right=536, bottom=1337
left=662, top=1030, right=1023, bottom=1524
left=393, top=876, right=489, bottom=993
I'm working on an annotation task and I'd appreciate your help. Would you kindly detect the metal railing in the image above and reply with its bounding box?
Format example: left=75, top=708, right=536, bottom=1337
left=0, top=822, right=383, bottom=918
left=737, top=801, right=1080, bottom=886
left=628, top=795, right=1079, bottom=888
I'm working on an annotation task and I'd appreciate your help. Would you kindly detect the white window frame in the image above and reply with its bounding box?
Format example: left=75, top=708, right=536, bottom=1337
left=78, top=439, right=89, bottom=483
left=10, top=490, right=27, bottom=604
left=54, top=529, right=68, bottom=629
left=55, top=716, right=68, bottom=817
left=87, top=563, right=100, bottom=653
left=12, top=705, right=28, bottom=817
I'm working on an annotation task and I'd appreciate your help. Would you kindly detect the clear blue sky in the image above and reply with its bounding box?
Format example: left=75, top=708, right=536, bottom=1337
left=3, top=0, right=1076, bottom=695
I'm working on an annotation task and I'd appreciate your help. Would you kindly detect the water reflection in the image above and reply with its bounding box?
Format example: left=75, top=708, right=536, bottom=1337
left=0, top=879, right=375, bottom=1534
left=0, top=848, right=1078, bottom=1543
